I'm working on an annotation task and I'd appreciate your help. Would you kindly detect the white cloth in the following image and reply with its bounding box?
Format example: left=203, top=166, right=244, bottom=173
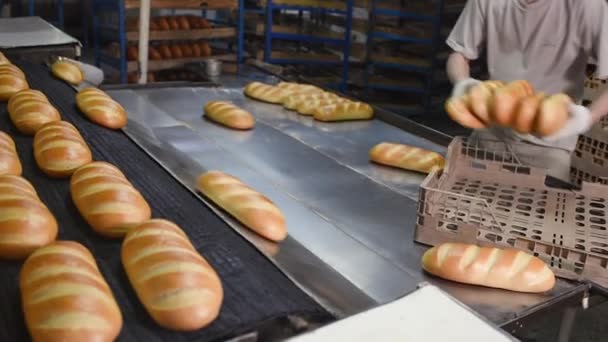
left=451, top=78, right=481, bottom=98
left=542, top=104, right=594, bottom=142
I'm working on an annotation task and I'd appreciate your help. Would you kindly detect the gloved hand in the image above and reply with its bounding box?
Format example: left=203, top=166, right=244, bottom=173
left=451, top=78, right=481, bottom=98
left=542, top=104, right=594, bottom=142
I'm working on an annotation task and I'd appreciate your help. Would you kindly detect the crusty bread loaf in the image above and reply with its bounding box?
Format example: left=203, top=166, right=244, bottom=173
left=468, top=80, right=503, bottom=124
left=295, top=97, right=349, bottom=116
left=313, top=101, right=374, bottom=122
left=20, top=241, right=123, bottom=342
left=204, top=101, right=255, bottom=130
left=369, top=143, right=445, bottom=174
left=513, top=92, right=546, bottom=134
left=33, top=121, right=92, bottom=178
left=491, top=80, right=534, bottom=126
left=422, top=243, right=556, bottom=293
left=445, top=95, right=486, bottom=129
left=536, top=94, right=571, bottom=136
left=8, top=90, right=61, bottom=135
left=122, top=219, right=223, bottom=331
left=283, top=92, right=339, bottom=111
left=51, top=60, right=83, bottom=85
left=70, top=162, right=151, bottom=238
left=76, top=87, right=127, bottom=129
left=0, top=63, right=26, bottom=79
left=197, top=171, right=287, bottom=242
left=0, top=69, right=29, bottom=101
left=0, top=132, right=22, bottom=175
left=0, top=174, right=58, bottom=259
left=276, top=82, right=324, bottom=95
left=244, top=82, right=293, bottom=104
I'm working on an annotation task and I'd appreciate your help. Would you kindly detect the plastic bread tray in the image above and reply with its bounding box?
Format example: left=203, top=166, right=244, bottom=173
left=415, top=137, right=608, bottom=288
left=571, top=116, right=608, bottom=186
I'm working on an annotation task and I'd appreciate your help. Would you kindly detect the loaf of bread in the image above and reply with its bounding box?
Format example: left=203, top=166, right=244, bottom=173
left=0, top=132, right=22, bottom=175
left=491, top=80, right=534, bottom=126
left=8, top=90, right=61, bottom=135
left=197, top=171, right=287, bottom=242
left=33, top=121, right=92, bottom=178
left=0, top=66, right=29, bottom=101
left=127, top=46, right=138, bottom=61
left=422, top=243, right=556, bottom=293
left=0, top=174, right=58, bottom=259
left=283, top=92, right=339, bottom=111
left=70, top=161, right=151, bottom=238
left=313, top=101, right=374, bottom=122
left=51, top=60, right=83, bottom=85
left=277, top=82, right=323, bottom=95
left=76, top=87, right=128, bottom=129
left=167, top=17, right=180, bottom=30
left=445, top=95, right=486, bottom=129
left=204, top=101, right=255, bottom=130
left=177, top=16, right=190, bottom=30
left=156, top=17, right=170, bottom=30
left=0, top=63, right=26, bottom=79
left=369, top=143, right=445, bottom=174
left=244, top=82, right=293, bottom=104
left=296, top=98, right=349, bottom=116
left=20, top=241, right=123, bottom=342
left=0, top=52, right=9, bottom=65
left=122, top=219, right=223, bottom=331
left=170, top=45, right=183, bottom=59
left=536, top=94, right=571, bottom=136
left=468, top=80, right=504, bottom=124
left=513, top=92, right=546, bottom=134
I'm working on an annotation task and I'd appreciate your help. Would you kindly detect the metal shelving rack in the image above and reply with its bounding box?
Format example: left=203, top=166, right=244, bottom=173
left=92, top=0, right=245, bottom=83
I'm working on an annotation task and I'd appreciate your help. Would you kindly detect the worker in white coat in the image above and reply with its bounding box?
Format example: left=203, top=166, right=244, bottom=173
left=446, top=0, right=608, bottom=181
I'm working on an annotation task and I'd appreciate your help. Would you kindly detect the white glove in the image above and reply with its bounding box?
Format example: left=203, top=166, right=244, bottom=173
left=541, top=104, right=593, bottom=142
left=451, top=78, right=481, bottom=98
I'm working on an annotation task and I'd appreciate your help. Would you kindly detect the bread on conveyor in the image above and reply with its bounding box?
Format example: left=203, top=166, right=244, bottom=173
left=313, top=101, right=374, bottom=122
left=0, top=131, right=22, bottom=175
left=282, top=92, right=339, bottom=111
left=0, top=64, right=29, bottom=101
left=8, top=89, right=61, bottom=135
left=122, top=219, right=223, bottom=331
left=243, top=82, right=294, bottom=104
left=51, top=60, right=84, bottom=85
left=0, top=63, right=26, bottom=79
left=204, top=101, right=255, bottom=130
left=295, top=97, right=349, bottom=116
left=0, top=174, right=58, bottom=259
left=369, top=142, right=445, bottom=174
left=76, top=87, right=127, bottom=129
left=196, top=171, right=287, bottom=242
left=33, top=121, right=92, bottom=178
left=70, top=161, right=151, bottom=238
left=422, top=243, right=556, bottom=293
left=20, top=241, right=123, bottom=342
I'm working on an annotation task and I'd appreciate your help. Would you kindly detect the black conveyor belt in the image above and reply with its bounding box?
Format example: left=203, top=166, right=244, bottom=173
left=0, top=63, right=331, bottom=341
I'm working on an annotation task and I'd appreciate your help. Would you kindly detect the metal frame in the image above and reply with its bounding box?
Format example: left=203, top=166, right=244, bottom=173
left=28, top=0, right=64, bottom=28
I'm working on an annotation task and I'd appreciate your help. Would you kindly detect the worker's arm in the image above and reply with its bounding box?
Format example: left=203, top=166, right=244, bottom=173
left=446, top=52, right=471, bottom=85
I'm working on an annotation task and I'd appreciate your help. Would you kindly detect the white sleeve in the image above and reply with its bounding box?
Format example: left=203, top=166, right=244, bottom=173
left=445, top=0, right=487, bottom=60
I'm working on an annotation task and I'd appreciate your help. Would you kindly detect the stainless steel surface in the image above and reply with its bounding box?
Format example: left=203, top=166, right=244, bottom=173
left=0, top=17, right=79, bottom=49
left=107, top=84, right=585, bottom=323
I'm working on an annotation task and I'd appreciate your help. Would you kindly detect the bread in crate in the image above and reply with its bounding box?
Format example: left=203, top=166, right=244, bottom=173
left=415, top=136, right=608, bottom=287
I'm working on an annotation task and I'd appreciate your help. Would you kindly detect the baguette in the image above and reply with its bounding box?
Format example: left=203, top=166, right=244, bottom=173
left=197, top=171, right=287, bottom=242
left=0, top=72, right=29, bottom=101
left=491, top=80, right=534, bottom=126
left=445, top=95, right=486, bottom=129
left=244, top=82, right=293, bottom=104
left=0, top=132, right=22, bottom=175
left=513, top=92, right=545, bottom=134
left=422, top=243, right=556, bottom=293
left=313, top=101, right=374, bottom=122
left=8, top=92, right=61, bottom=135
left=0, top=174, right=58, bottom=259
left=296, top=97, right=349, bottom=116
left=33, top=121, right=92, bottom=178
left=535, top=94, right=571, bottom=136
left=51, top=60, right=83, bottom=85
left=369, top=143, right=445, bottom=174
left=122, top=219, right=223, bottom=331
left=468, top=80, right=503, bottom=123
left=283, top=92, right=339, bottom=111
left=70, top=162, right=151, bottom=238
left=204, top=101, right=255, bottom=130
left=76, top=87, right=127, bottom=129
left=20, top=241, right=123, bottom=342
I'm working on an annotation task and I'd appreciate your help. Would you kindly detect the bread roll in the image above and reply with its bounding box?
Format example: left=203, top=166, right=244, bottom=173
left=244, top=82, right=293, bottom=104
left=70, top=162, right=151, bottom=238
left=33, top=121, right=92, bottom=178
left=445, top=95, right=486, bottom=129
left=7, top=89, right=47, bottom=113
left=8, top=95, right=61, bottom=135
left=157, top=17, right=170, bottom=31
left=513, top=92, right=545, bottom=134
left=283, top=92, right=338, bottom=110
left=296, top=97, right=349, bottom=116
left=191, top=43, right=202, bottom=57
left=491, top=80, right=534, bottom=126
left=0, top=73, right=29, bottom=101
left=149, top=20, right=159, bottom=31
left=197, top=171, right=287, bottom=242
left=536, top=94, right=571, bottom=136
left=177, top=16, right=190, bottom=30
left=127, top=46, right=138, bottom=61
left=76, top=87, right=127, bottom=129
left=122, top=219, right=223, bottom=331
left=20, top=241, right=123, bottom=342
left=159, top=45, right=173, bottom=59
left=180, top=44, right=193, bottom=58
left=200, top=42, right=212, bottom=57
left=369, top=143, right=445, bottom=174
left=422, top=243, right=556, bottom=293
left=187, top=16, right=201, bottom=29
left=313, top=101, right=374, bottom=122
left=0, top=63, right=26, bottom=79
left=51, top=61, right=83, bottom=85
left=200, top=18, right=212, bottom=29
left=468, top=80, right=503, bottom=123
left=204, top=101, right=255, bottom=130
left=167, top=17, right=180, bottom=30
left=170, top=45, right=183, bottom=59
left=149, top=47, right=162, bottom=60
left=0, top=132, right=22, bottom=175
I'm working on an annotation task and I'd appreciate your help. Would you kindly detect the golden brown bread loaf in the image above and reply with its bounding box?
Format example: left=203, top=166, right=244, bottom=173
left=0, top=65, right=29, bottom=101
left=197, top=171, right=287, bottom=242
left=244, top=82, right=293, bottom=104
left=535, top=94, right=571, bottom=136
left=33, top=121, right=92, bottom=178
left=295, top=97, right=349, bottom=116
left=0, top=63, right=26, bottom=79
left=204, top=101, right=255, bottom=130
left=8, top=90, right=61, bottom=135
left=513, top=92, right=546, bottom=134
left=20, top=241, right=123, bottom=342
left=0, top=174, right=58, bottom=259
left=369, top=143, right=445, bottom=174
left=313, top=101, right=374, bottom=122
left=467, top=80, right=504, bottom=124
left=122, top=219, right=223, bottom=331
left=70, top=162, right=151, bottom=238
left=491, top=80, right=534, bottom=126
left=445, top=95, right=488, bottom=129
left=76, top=87, right=128, bottom=129
left=422, top=243, right=556, bottom=293
left=283, top=92, right=339, bottom=111
left=51, top=60, right=83, bottom=85
left=0, top=132, right=22, bottom=175
left=276, top=82, right=324, bottom=94
left=0, top=52, right=9, bottom=65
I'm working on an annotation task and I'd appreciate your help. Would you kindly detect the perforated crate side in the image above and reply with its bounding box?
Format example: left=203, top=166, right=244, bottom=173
left=570, top=165, right=608, bottom=186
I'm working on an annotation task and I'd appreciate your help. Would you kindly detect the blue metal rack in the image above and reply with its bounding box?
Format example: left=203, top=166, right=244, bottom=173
left=92, top=0, right=245, bottom=84
left=27, top=0, right=65, bottom=28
